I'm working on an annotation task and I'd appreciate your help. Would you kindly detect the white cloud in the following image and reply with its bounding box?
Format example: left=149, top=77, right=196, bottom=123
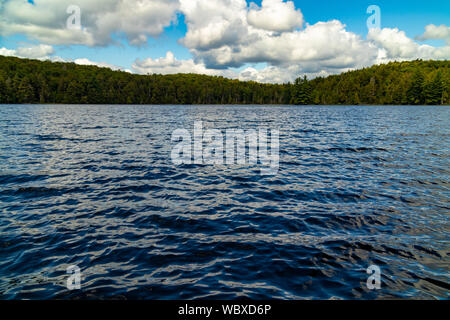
left=247, top=0, right=303, bottom=32
left=238, top=65, right=329, bottom=83
left=238, top=66, right=293, bottom=83
left=15, top=44, right=54, bottom=59
left=179, top=0, right=375, bottom=72
left=132, top=51, right=235, bottom=77
left=416, top=24, right=450, bottom=45
left=73, top=58, right=125, bottom=71
left=1, top=0, right=449, bottom=84
left=180, top=0, right=249, bottom=51
left=131, top=51, right=344, bottom=84
left=0, top=0, right=179, bottom=46
left=0, top=44, right=127, bottom=72
left=0, top=44, right=54, bottom=59
left=178, top=0, right=450, bottom=82
left=368, top=27, right=450, bottom=63
left=0, top=47, right=17, bottom=57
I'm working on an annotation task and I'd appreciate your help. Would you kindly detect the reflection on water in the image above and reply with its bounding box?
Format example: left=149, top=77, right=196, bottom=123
left=0, top=104, right=449, bottom=299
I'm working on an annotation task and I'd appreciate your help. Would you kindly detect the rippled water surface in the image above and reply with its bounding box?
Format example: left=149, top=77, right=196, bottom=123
left=0, top=104, right=449, bottom=299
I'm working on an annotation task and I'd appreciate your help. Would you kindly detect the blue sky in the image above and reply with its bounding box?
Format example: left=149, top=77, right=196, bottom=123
left=0, top=0, right=449, bottom=82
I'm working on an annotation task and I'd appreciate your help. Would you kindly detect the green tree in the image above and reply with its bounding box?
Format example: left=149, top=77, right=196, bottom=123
left=0, top=74, right=5, bottom=103
left=0, top=55, right=449, bottom=106
left=424, top=71, right=444, bottom=105
left=64, top=79, right=84, bottom=104
left=407, top=70, right=425, bottom=105
left=37, top=75, right=49, bottom=103
left=17, top=76, right=35, bottom=103
left=293, top=76, right=312, bottom=105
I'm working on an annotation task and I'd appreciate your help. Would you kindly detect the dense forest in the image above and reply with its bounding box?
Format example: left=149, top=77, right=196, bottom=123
left=0, top=55, right=448, bottom=105
left=307, top=60, right=449, bottom=105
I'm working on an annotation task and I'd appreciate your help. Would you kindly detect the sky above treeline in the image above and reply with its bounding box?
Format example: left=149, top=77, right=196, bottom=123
left=0, top=0, right=449, bottom=83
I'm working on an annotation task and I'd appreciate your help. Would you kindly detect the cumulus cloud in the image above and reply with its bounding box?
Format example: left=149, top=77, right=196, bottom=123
left=0, top=0, right=179, bottom=46
left=247, top=0, right=303, bottom=32
left=0, top=44, right=127, bottom=72
left=131, top=52, right=350, bottom=84
left=180, top=0, right=249, bottom=52
left=73, top=58, right=127, bottom=72
left=0, top=47, right=16, bottom=57
left=132, top=51, right=235, bottom=77
left=15, top=44, right=55, bottom=59
left=0, top=44, right=54, bottom=59
left=179, top=0, right=375, bottom=72
left=2, top=0, right=449, bottom=84
left=368, top=27, right=450, bottom=62
left=239, top=65, right=333, bottom=83
left=177, top=0, right=450, bottom=82
left=416, top=24, right=450, bottom=45
left=128, top=21, right=450, bottom=84
left=238, top=65, right=296, bottom=83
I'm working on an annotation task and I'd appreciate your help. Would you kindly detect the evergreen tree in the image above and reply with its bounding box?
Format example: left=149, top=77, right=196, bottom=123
left=293, top=76, right=312, bottom=105
left=0, top=55, right=449, bottom=106
left=352, top=92, right=361, bottom=105
left=64, top=80, right=83, bottom=104
left=0, top=74, right=5, bottom=102
left=17, top=76, right=35, bottom=103
left=407, top=70, right=425, bottom=105
left=37, top=75, right=49, bottom=104
left=369, top=76, right=377, bottom=101
left=443, top=89, right=449, bottom=105
left=425, top=71, right=444, bottom=105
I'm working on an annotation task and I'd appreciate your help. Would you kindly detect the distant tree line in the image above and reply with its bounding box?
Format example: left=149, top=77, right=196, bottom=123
left=307, top=60, right=449, bottom=105
left=0, top=56, right=448, bottom=105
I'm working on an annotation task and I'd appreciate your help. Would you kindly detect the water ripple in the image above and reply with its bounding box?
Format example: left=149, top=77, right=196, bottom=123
left=0, top=105, right=449, bottom=300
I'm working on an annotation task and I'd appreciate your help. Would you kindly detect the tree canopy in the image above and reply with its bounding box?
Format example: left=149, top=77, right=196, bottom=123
left=0, top=56, right=448, bottom=105
left=308, top=60, right=449, bottom=105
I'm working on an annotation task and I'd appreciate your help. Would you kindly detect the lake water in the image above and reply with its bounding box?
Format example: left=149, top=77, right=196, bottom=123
left=0, top=104, right=448, bottom=299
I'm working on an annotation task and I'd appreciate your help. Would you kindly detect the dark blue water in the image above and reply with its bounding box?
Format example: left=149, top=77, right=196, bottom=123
left=0, top=104, right=448, bottom=300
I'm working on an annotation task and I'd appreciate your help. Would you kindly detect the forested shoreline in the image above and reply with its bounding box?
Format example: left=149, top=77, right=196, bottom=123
left=0, top=55, right=448, bottom=105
